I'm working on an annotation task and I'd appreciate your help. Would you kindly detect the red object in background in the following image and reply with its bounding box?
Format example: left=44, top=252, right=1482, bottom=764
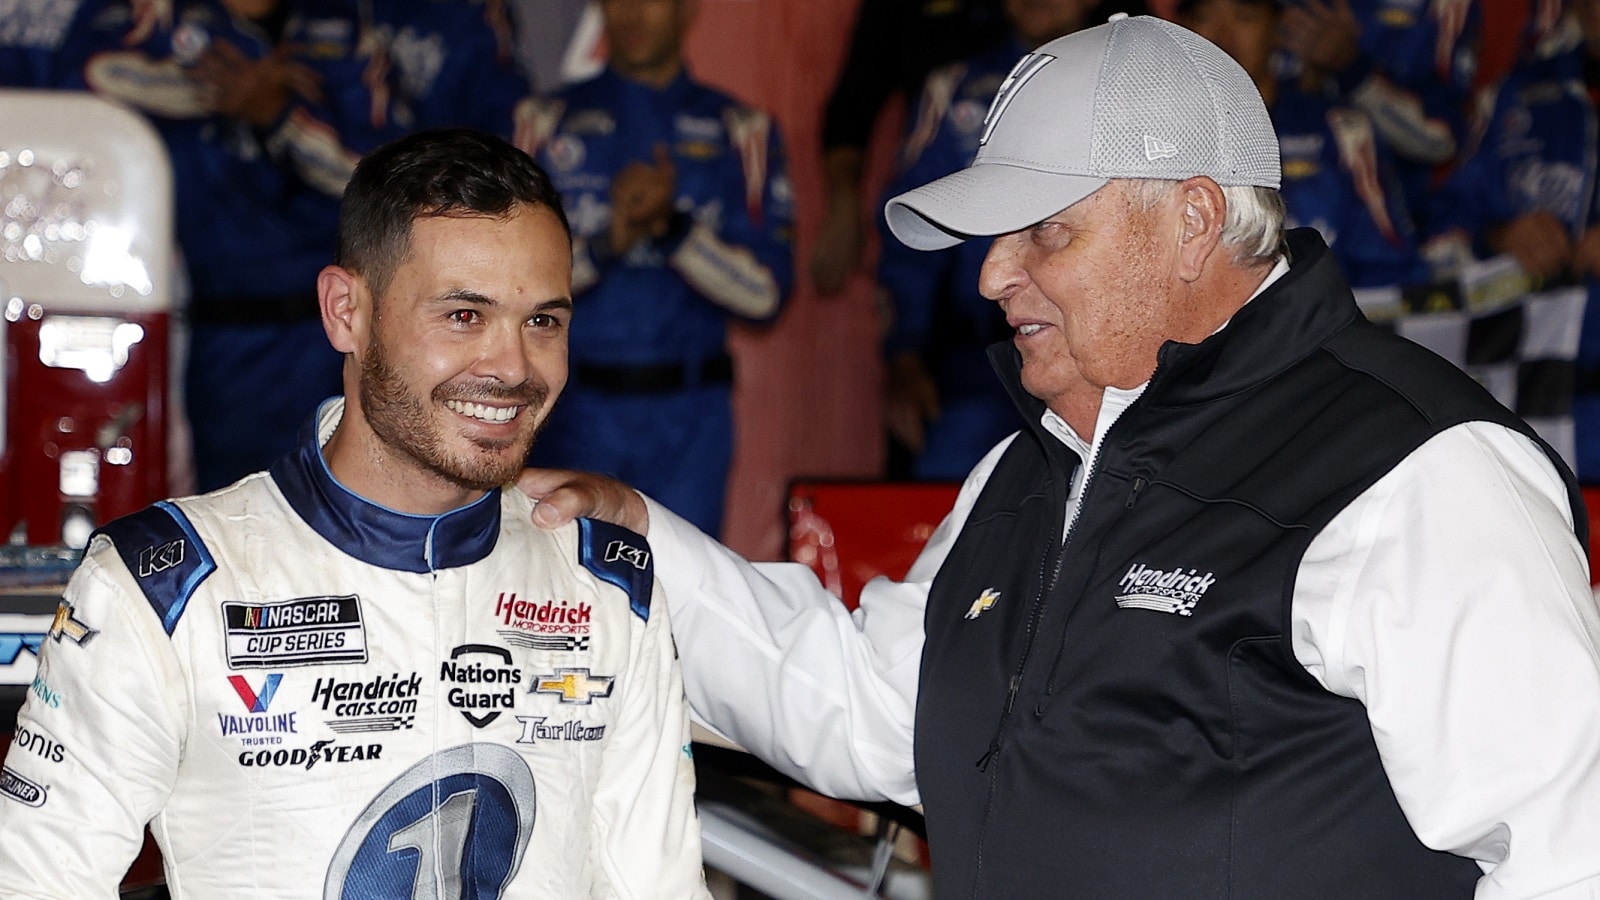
left=0, top=309, right=169, bottom=545
left=1584, top=487, right=1600, bottom=585
left=785, top=480, right=960, bottom=867
left=787, top=480, right=962, bottom=609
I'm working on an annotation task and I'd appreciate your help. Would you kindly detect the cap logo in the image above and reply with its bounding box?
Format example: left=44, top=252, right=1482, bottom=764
left=1143, top=135, right=1178, bottom=161
left=980, top=53, right=1055, bottom=146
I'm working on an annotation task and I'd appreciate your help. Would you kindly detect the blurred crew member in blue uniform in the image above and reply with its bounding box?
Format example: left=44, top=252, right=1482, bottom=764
left=518, top=0, right=794, bottom=536
left=876, top=0, right=1097, bottom=481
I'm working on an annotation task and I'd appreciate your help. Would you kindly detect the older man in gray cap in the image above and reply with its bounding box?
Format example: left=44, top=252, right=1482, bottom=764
left=524, top=15, right=1600, bottom=898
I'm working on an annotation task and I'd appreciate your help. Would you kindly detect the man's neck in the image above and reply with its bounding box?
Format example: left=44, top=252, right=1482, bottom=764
left=615, top=58, right=682, bottom=88
left=320, top=418, right=486, bottom=517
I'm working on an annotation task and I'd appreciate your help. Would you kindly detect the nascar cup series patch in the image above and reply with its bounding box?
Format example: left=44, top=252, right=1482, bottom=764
left=222, top=595, right=368, bottom=669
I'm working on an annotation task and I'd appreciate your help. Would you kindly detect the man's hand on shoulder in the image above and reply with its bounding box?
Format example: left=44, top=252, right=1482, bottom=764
left=519, top=468, right=651, bottom=534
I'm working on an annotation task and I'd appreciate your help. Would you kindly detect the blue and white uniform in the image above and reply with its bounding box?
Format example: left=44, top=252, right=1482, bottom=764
left=876, top=40, right=1023, bottom=480
left=0, top=398, right=707, bottom=899
left=519, top=66, right=795, bottom=535
left=1275, top=77, right=1430, bottom=288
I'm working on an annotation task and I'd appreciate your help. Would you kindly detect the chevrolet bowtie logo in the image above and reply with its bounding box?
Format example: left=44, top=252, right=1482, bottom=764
left=532, top=668, right=615, bottom=705
left=49, top=602, right=98, bottom=647
left=965, top=588, right=1001, bottom=620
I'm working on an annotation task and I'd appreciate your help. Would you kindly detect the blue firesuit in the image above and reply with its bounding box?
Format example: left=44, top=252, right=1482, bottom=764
left=520, top=66, right=795, bottom=536
left=1426, top=14, right=1600, bottom=480
left=0, top=0, right=81, bottom=86
left=1319, top=0, right=1480, bottom=226
left=1275, top=76, right=1431, bottom=289
left=876, top=40, right=1023, bottom=481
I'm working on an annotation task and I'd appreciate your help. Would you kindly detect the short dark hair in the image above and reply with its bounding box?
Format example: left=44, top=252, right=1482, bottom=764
left=337, top=128, right=571, bottom=297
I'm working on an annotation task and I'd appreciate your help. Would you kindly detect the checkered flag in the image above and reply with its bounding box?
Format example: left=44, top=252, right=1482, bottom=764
left=1354, top=255, right=1586, bottom=469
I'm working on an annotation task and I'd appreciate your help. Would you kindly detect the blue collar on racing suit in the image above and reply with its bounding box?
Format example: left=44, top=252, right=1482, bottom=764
left=269, top=399, right=502, bottom=574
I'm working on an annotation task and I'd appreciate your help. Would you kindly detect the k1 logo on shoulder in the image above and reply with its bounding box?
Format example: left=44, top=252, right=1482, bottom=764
left=222, top=595, right=367, bottom=669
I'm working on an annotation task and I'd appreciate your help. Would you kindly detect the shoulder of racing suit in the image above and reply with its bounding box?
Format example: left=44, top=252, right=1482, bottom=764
left=88, top=500, right=216, bottom=637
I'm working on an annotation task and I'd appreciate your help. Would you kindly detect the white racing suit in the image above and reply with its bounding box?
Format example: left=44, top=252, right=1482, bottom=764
left=0, top=400, right=707, bottom=899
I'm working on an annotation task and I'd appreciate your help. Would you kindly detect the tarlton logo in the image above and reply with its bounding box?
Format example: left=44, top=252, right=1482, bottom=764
left=137, top=539, right=185, bottom=577
left=441, top=645, right=520, bottom=728
left=964, top=588, right=1001, bottom=621
left=515, top=715, right=607, bottom=745
left=603, top=540, right=650, bottom=571
left=48, top=601, right=97, bottom=647
left=495, top=593, right=592, bottom=636
left=237, top=739, right=383, bottom=770
left=1113, top=563, right=1216, bottom=617
left=0, top=766, right=46, bottom=807
left=530, top=668, right=615, bottom=705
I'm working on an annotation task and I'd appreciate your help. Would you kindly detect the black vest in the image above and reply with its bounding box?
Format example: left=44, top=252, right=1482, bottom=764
left=914, top=231, right=1586, bottom=898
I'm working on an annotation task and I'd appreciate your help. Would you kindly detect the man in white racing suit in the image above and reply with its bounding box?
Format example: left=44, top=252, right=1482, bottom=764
left=0, top=128, right=707, bottom=899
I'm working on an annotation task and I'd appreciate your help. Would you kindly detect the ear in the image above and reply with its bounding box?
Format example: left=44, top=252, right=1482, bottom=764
left=1175, top=176, right=1226, bottom=283
left=318, top=265, right=369, bottom=355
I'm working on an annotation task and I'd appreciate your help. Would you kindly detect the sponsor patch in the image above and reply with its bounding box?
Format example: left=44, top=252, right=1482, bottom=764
left=1113, top=563, right=1216, bottom=617
left=222, top=595, right=367, bottom=669
left=48, top=601, right=97, bottom=647
left=237, top=739, right=384, bottom=770
left=29, top=676, right=62, bottom=709
left=495, top=592, right=591, bottom=636
left=219, top=674, right=299, bottom=744
left=579, top=519, right=652, bottom=621
left=498, top=631, right=590, bottom=652
left=0, top=766, right=46, bottom=807
left=12, top=726, right=65, bottom=764
left=441, top=645, right=519, bottom=728
left=530, top=668, right=614, bottom=705
left=514, top=715, right=606, bottom=744
left=964, top=588, right=1000, bottom=621
left=313, top=672, right=420, bottom=734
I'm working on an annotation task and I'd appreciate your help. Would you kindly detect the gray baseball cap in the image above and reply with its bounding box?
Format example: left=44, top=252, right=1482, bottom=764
left=884, top=15, right=1280, bottom=251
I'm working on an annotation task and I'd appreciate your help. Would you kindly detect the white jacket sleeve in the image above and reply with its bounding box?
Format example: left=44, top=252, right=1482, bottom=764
left=644, top=436, right=1015, bottom=806
left=0, top=540, right=187, bottom=898
left=1293, top=421, right=1600, bottom=897
left=590, top=573, right=710, bottom=899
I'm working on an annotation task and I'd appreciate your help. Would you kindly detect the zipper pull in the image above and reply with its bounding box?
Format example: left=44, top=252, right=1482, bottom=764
left=1125, top=476, right=1147, bottom=509
left=976, top=675, right=1023, bottom=772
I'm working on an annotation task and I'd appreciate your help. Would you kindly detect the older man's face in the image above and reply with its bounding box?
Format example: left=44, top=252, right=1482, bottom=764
left=977, top=181, right=1182, bottom=422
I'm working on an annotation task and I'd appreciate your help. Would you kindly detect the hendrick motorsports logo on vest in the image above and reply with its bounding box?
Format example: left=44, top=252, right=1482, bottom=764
left=222, top=595, right=367, bottom=669
left=237, top=739, right=383, bottom=770
left=314, top=672, right=420, bottom=734
left=515, top=715, right=606, bottom=745
left=0, top=766, right=46, bottom=807
left=1113, top=563, right=1217, bottom=617
left=442, top=644, right=520, bottom=728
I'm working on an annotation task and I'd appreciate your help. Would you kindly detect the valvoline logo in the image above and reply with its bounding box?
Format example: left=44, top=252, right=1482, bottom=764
left=229, top=674, right=283, bottom=713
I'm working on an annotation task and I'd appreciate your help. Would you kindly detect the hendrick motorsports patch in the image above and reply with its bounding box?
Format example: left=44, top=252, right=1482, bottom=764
left=0, top=766, right=46, bottom=807
left=222, top=595, right=367, bottom=669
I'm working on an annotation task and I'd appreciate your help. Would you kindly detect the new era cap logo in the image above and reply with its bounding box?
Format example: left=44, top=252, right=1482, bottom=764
left=1143, top=135, right=1178, bottom=161
left=981, top=53, right=1055, bottom=146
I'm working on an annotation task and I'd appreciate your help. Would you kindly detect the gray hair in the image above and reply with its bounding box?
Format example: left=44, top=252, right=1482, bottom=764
left=1120, top=179, right=1285, bottom=268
